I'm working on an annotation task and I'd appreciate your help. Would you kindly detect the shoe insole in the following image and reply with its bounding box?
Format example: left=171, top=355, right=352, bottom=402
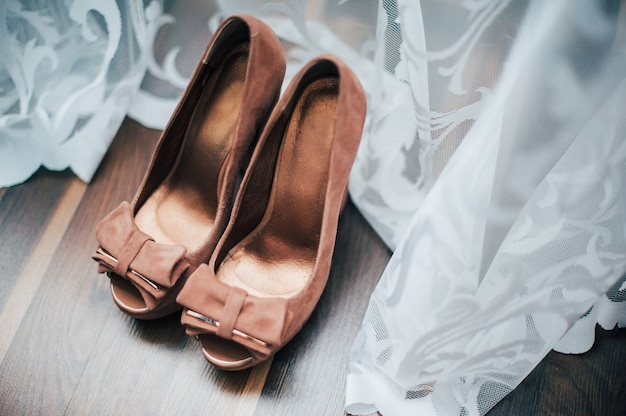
left=135, top=44, right=250, bottom=252
left=219, top=77, right=339, bottom=298
left=199, top=334, right=253, bottom=368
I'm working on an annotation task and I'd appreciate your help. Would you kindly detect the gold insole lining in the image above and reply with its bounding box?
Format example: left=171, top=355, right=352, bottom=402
left=135, top=45, right=250, bottom=252
left=219, top=77, right=339, bottom=298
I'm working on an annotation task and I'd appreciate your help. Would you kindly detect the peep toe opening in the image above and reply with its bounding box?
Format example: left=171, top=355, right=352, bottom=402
left=199, top=334, right=254, bottom=370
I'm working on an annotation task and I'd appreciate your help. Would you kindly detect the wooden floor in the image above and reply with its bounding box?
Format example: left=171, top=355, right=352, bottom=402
left=1, top=118, right=625, bottom=416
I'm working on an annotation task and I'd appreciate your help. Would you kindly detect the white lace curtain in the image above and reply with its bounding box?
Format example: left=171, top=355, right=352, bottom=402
left=2, top=1, right=625, bottom=415
left=346, top=1, right=626, bottom=414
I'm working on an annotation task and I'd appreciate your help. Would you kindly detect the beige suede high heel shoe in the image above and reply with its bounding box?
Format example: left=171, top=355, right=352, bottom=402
left=177, top=54, right=366, bottom=369
left=92, top=15, right=286, bottom=319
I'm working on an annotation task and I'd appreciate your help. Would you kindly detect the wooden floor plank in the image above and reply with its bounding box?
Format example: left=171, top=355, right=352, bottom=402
left=0, top=178, right=86, bottom=364
left=236, top=360, right=273, bottom=416
left=155, top=337, right=262, bottom=415
left=0, top=169, right=75, bottom=307
left=536, top=327, right=626, bottom=416
left=0, top=119, right=161, bottom=416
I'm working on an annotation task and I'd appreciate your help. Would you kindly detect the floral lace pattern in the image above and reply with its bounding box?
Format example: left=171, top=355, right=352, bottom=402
left=0, top=0, right=161, bottom=186
left=346, top=1, right=626, bottom=414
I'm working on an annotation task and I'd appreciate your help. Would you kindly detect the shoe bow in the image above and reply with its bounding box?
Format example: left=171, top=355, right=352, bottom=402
left=178, top=264, right=293, bottom=359
left=92, top=202, right=189, bottom=309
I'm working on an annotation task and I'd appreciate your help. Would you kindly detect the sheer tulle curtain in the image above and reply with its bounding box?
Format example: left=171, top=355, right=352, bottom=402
left=0, top=0, right=163, bottom=186
left=346, top=1, right=626, bottom=415
left=3, top=1, right=625, bottom=415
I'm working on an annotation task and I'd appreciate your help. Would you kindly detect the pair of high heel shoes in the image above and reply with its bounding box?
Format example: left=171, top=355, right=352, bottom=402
left=92, top=14, right=366, bottom=370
